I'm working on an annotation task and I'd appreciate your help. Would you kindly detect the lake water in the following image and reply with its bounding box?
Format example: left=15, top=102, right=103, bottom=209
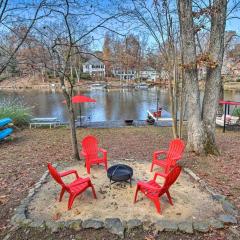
left=0, top=88, right=240, bottom=122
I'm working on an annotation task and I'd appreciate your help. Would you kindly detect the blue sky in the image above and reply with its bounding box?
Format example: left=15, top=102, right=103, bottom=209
left=92, top=0, right=240, bottom=50
left=3, top=0, right=240, bottom=51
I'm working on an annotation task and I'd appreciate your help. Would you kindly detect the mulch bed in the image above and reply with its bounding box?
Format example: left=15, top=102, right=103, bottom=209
left=0, top=126, right=239, bottom=239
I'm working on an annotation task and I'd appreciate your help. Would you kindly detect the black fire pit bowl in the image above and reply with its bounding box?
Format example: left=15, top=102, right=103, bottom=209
left=107, top=164, right=133, bottom=187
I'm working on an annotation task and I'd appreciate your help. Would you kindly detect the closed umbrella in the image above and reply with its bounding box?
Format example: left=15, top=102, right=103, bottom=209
left=63, top=95, right=96, bottom=126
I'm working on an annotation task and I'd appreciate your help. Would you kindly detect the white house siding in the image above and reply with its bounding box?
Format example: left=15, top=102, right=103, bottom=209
left=112, top=69, right=136, bottom=80
left=139, top=69, right=159, bottom=81
left=112, top=68, right=159, bottom=81
left=83, top=58, right=105, bottom=77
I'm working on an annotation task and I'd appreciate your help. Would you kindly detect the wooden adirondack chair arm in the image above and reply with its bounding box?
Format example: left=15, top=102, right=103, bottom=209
left=171, top=155, right=182, bottom=161
left=154, top=150, right=168, bottom=158
left=59, top=169, right=79, bottom=178
left=70, top=177, right=91, bottom=187
left=137, top=181, right=161, bottom=191
left=153, top=172, right=167, bottom=181
left=98, top=148, right=107, bottom=156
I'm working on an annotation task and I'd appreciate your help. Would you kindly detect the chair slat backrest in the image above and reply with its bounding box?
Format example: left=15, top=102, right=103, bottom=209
left=82, top=135, right=99, bottom=159
left=48, top=163, right=66, bottom=188
left=167, top=139, right=185, bottom=159
left=159, top=166, right=181, bottom=195
left=164, top=156, right=175, bottom=174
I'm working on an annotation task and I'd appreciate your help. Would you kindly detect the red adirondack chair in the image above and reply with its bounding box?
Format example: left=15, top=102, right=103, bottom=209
left=81, top=135, right=108, bottom=174
left=150, top=139, right=185, bottom=173
left=134, top=165, right=181, bottom=214
left=47, top=163, right=97, bottom=210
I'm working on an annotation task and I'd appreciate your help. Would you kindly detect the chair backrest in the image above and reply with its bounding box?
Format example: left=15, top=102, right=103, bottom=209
left=48, top=163, right=66, bottom=188
left=160, top=165, right=182, bottom=195
left=167, top=139, right=185, bottom=159
left=164, top=156, right=175, bottom=174
left=82, top=135, right=99, bottom=159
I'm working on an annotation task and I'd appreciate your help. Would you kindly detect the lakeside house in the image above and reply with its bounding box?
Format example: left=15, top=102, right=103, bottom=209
left=222, top=58, right=240, bottom=81
left=111, top=68, right=136, bottom=80
left=197, top=58, right=240, bottom=81
left=232, top=61, right=240, bottom=78
left=139, top=67, right=159, bottom=81
left=111, top=67, right=159, bottom=81
left=83, top=58, right=105, bottom=77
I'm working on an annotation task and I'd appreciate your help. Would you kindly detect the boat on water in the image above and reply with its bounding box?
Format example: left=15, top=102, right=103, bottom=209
left=122, top=84, right=135, bottom=89
left=135, top=83, right=149, bottom=89
left=216, top=114, right=239, bottom=126
left=147, top=108, right=173, bottom=124
left=90, top=83, right=107, bottom=90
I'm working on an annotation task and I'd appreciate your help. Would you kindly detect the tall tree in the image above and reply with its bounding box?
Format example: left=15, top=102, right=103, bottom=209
left=103, top=33, right=112, bottom=76
left=0, top=0, right=47, bottom=76
left=202, top=0, right=228, bottom=154
left=178, top=0, right=228, bottom=154
left=178, top=0, right=203, bottom=152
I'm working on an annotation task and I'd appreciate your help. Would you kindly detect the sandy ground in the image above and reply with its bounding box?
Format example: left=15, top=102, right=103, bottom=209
left=28, top=159, right=223, bottom=223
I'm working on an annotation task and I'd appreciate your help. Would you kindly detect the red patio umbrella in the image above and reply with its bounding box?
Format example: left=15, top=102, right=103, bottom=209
left=63, top=95, right=96, bottom=126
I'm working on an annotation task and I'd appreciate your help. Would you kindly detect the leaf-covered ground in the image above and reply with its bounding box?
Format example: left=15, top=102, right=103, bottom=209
left=0, top=126, right=239, bottom=239
left=185, top=130, right=240, bottom=210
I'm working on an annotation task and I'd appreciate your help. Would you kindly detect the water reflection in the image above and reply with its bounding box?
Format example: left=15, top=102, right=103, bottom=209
left=0, top=89, right=239, bottom=122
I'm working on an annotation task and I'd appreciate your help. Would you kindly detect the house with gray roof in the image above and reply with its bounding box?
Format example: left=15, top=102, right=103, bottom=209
left=83, top=57, right=105, bottom=77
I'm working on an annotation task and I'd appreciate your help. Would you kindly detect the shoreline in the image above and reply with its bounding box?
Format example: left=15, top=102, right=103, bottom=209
left=0, top=84, right=166, bottom=92
left=0, top=82, right=240, bottom=92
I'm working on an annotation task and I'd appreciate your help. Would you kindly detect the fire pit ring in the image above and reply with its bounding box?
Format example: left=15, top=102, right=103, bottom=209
left=107, top=164, right=133, bottom=187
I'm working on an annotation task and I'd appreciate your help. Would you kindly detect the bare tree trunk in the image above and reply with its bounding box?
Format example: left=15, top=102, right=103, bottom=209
left=75, top=68, right=80, bottom=83
left=202, top=0, right=227, bottom=155
left=173, top=46, right=179, bottom=138
left=168, top=69, right=178, bottom=138
left=70, top=55, right=73, bottom=80
left=178, top=74, right=185, bottom=138
left=217, top=80, right=224, bottom=115
left=53, top=63, right=56, bottom=78
left=32, top=71, right=35, bottom=82
left=61, top=77, right=80, bottom=160
left=178, top=41, right=186, bottom=139
left=68, top=103, right=80, bottom=160
left=178, top=0, right=205, bottom=153
left=41, top=66, right=45, bottom=83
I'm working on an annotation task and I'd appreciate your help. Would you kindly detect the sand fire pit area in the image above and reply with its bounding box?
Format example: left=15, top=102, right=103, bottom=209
left=10, top=159, right=238, bottom=238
